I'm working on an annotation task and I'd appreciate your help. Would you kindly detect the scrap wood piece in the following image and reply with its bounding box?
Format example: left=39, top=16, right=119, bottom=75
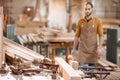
left=5, top=52, right=31, bottom=69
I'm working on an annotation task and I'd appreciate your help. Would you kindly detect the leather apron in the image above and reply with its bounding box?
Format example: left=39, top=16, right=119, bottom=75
left=77, top=22, right=98, bottom=63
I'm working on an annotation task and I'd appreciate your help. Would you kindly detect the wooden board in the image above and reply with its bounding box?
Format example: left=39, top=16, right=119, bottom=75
left=0, top=7, right=3, bottom=65
left=55, top=57, right=81, bottom=80
left=98, top=58, right=119, bottom=71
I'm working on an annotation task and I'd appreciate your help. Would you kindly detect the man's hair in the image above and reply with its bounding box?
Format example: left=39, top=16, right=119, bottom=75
left=86, top=2, right=93, bottom=8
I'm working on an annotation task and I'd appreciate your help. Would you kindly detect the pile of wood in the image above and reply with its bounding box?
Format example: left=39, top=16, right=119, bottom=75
left=3, top=37, right=81, bottom=80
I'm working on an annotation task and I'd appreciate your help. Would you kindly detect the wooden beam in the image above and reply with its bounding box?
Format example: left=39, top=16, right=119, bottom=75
left=0, top=7, right=3, bottom=66
left=55, top=57, right=81, bottom=80
left=102, top=18, right=120, bottom=25
left=30, top=0, right=40, bottom=20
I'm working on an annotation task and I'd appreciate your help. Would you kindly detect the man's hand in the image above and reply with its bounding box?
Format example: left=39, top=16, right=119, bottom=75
left=96, top=47, right=103, bottom=57
left=71, top=49, right=76, bottom=55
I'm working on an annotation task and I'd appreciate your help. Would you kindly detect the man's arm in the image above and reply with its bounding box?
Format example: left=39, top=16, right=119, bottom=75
left=97, top=17, right=104, bottom=56
left=71, top=37, right=79, bottom=55
left=98, top=36, right=104, bottom=48
left=73, top=37, right=79, bottom=49
left=71, top=19, right=81, bottom=54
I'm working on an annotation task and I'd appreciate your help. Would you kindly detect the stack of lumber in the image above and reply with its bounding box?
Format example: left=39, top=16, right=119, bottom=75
left=3, top=37, right=44, bottom=61
left=17, top=28, right=74, bottom=44
left=17, top=33, right=44, bottom=45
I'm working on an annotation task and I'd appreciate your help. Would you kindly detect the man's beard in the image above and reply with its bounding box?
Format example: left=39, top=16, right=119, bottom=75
left=85, top=12, right=92, bottom=17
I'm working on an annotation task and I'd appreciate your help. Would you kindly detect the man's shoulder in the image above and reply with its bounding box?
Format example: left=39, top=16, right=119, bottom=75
left=76, top=18, right=84, bottom=23
left=93, top=17, right=101, bottom=22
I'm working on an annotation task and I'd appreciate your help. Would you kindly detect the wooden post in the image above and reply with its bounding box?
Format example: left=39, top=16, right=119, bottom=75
left=0, top=7, right=3, bottom=66
left=66, top=0, right=72, bottom=32
left=66, top=45, right=70, bottom=63
left=31, top=0, right=40, bottom=21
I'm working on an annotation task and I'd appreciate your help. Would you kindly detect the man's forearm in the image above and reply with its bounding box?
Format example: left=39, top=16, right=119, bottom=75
left=98, top=36, right=104, bottom=48
left=73, top=37, right=79, bottom=50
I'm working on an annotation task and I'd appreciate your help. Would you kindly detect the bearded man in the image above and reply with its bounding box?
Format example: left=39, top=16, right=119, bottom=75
left=71, top=2, right=104, bottom=66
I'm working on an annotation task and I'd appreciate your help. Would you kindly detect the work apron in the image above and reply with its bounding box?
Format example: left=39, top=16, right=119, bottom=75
left=77, top=23, right=98, bottom=64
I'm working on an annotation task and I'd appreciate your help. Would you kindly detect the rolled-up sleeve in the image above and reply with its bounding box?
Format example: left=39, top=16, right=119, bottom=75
left=97, top=18, right=103, bottom=37
left=75, top=20, right=81, bottom=37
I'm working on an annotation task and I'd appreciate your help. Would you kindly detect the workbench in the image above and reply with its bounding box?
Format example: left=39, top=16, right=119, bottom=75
left=16, top=28, right=74, bottom=62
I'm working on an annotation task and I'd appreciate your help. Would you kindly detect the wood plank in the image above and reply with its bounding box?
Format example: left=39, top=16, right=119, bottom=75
left=101, top=58, right=118, bottom=68
left=55, top=57, right=81, bottom=80
left=98, top=59, right=112, bottom=71
left=21, top=35, right=28, bottom=43
left=0, top=7, right=3, bottom=65
left=17, top=35, right=26, bottom=45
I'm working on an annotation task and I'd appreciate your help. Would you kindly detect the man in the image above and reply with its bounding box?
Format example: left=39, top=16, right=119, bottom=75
left=71, top=2, right=104, bottom=66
